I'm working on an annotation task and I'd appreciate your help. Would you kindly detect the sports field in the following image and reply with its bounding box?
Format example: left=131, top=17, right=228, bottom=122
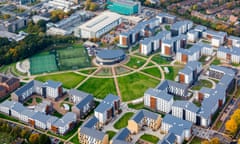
left=57, top=45, right=90, bottom=70
left=30, top=54, right=58, bottom=74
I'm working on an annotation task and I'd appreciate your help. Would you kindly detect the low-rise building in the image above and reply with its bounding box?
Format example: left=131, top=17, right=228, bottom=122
left=144, top=88, right=173, bottom=113
left=110, top=128, right=132, bottom=144
left=0, top=74, right=20, bottom=98
left=157, top=133, right=177, bottom=144
left=157, top=13, right=176, bottom=24
left=128, top=109, right=161, bottom=134
left=78, top=116, right=108, bottom=144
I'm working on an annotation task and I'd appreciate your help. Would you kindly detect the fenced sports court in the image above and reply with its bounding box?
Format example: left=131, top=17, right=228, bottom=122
left=30, top=54, right=58, bottom=74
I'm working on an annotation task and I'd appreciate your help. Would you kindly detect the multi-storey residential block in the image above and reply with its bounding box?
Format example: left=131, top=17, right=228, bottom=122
left=228, top=36, right=240, bottom=48
left=178, top=61, right=202, bottom=85
left=161, top=114, right=192, bottom=144
left=187, top=30, right=199, bottom=43
left=157, top=80, right=188, bottom=97
left=202, top=30, right=227, bottom=47
left=171, top=20, right=193, bottom=36
left=157, top=13, right=176, bottom=24
left=144, top=88, right=173, bottom=113
left=94, top=94, right=120, bottom=125
left=157, top=133, right=177, bottom=144
left=69, top=89, right=95, bottom=119
left=217, top=46, right=240, bottom=64
left=128, top=109, right=161, bottom=134
left=172, top=101, right=199, bottom=124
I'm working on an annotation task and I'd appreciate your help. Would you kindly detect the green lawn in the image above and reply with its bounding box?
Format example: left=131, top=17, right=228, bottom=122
left=142, top=67, right=161, bottom=78
left=202, top=39, right=211, bottom=44
left=114, top=112, right=134, bottom=129
left=164, top=25, right=171, bottom=31
left=190, top=137, right=202, bottom=144
left=52, top=111, right=63, bottom=118
left=164, top=66, right=182, bottom=80
left=106, top=131, right=117, bottom=140
left=211, top=59, right=221, bottom=65
left=96, top=68, right=112, bottom=76
left=128, top=102, right=144, bottom=110
left=78, top=78, right=117, bottom=99
left=140, top=134, right=159, bottom=144
left=151, top=55, right=171, bottom=65
left=199, top=56, right=207, bottom=64
left=191, top=79, right=213, bottom=90
left=126, top=56, right=146, bottom=69
left=146, top=62, right=154, bottom=67
left=118, top=73, right=160, bottom=101
left=0, top=132, right=14, bottom=144
left=35, top=72, right=86, bottom=89
left=70, top=134, right=80, bottom=144
left=79, top=68, right=97, bottom=75
left=36, top=97, right=42, bottom=103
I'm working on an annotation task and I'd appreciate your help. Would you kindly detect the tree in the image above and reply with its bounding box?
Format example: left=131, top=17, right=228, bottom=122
left=201, top=140, right=209, bottom=144
left=225, top=118, right=238, bottom=135
left=231, top=109, right=240, bottom=126
left=39, top=134, right=51, bottom=144
left=89, top=2, right=98, bottom=11
left=29, top=133, right=40, bottom=144
left=210, top=137, right=219, bottom=144
left=20, top=128, right=31, bottom=139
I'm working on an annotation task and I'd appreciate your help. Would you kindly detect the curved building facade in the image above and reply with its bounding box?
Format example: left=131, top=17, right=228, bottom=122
left=96, top=49, right=125, bottom=65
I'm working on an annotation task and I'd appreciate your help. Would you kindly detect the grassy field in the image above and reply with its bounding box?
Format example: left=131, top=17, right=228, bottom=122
left=164, top=66, right=182, bottom=80
left=126, top=56, right=146, bottom=69
left=79, top=68, right=97, bottom=75
left=30, top=54, right=58, bottom=74
left=106, top=131, right=117, bottom=140
left=0, top=132, right=14, bottom=144
left=128, top=102, right=144, bottom=110
left=190, top=137, right=203, bottom=144
left=151, top=55, right=171, bottom=65
left=118, top=73, right=160, bottom=101
left=35, top=72, right=86, bottom=89
left=140, top=134, right=159, bottom=144
left=96, top=68, right=112, bottom=76
left=70, top=134, right=80, bottom=144
left=211, top=59, right=221, bottom=65
left=78, top=78, right=117, bottom=99
left=191, top=79, right=213, bottom=90
left=113, top=112, right=134, bottom=129
left=115, top=66, right=131, bottom=75
left=142, top=67, right=161, bottom=78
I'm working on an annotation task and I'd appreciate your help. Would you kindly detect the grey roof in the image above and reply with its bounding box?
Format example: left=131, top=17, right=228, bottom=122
left=179, top=61, right=201, bottom=75
left=43, top=80, right=62, bottom=88
left=162, top=114, right=192, bottom=135
left=219, top=75, right=234, bottom=89
left=199, top=87, right=212, bottom=95
left=0, top=86, right=5, bottom=91
left=47, top=116, right=58, bottom=124
left=204, top=30, right=227, bottom=38
left=96, top=49, right=125, bottom=60
left=131, top=109, right=159, bottom=123
left=209, top=65, right=235, bottom=76
left=75, top=95, right=93, bottom=109
left=83, top=116, right=98, bottom=128
left=112, top=128, right=131, bottom=144
left=145, top=88, right=173, bottom=101
left=172, top=100, right=199, bottom=113
left=141, top=38, right=151, bottom=45
left=0, top=100, right=15, bottom=108
left=228, top=35, right=240, bottom=41
left=11, top=102, right=26, bottom=113
left=171, top=20, right=192, bottom=30
left=154, top=30, right=171, bottom=40
left=157, top=13, right=176, bottom=19
left=14, top=80, right=43, bottom=97
left=194, top=25, right=207, bottom=32
left=21, top=109, right=36, bottom=118
left=218, top=46, right=240, bottom=56
left=31, top=112, right=51, bottom=124
left=95, top=94, right=120, bottom=113
left=79, top=127, right=106, bottom=140
left=69, top=89, right=91, bottom=98
left=178, top=42, right=211, bottom=55
left=54, top=112, right=76, bottom=127
left=172, top=34, right=187, bottom=41
left=113, top=0, right=139, bottom=6
left=179, top=67, right=192, bottom=75
left=162, top=39, right=174, bottom=45
left=157, top=80, right=188, bottom=91
left=158, top=133, right=176, bottom=144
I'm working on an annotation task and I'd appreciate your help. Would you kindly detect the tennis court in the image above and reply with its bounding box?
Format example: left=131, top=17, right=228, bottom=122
left=30, top=54, right=58, bottom=74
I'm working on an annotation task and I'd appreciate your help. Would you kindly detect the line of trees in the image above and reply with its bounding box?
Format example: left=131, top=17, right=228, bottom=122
left=0, top=120, right=51, bottom=144
left=0, top=35, right=76, bottom=66
left=225, top=108, right=240, bottom=136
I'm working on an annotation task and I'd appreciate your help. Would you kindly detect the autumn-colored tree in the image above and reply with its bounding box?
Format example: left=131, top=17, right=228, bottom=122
left=20, top=128, right=31, bottom=139
left=231, top=109, right=240, bottom=126
left=225, top=118, right=238, bottom=135
left=29, top=133, right=40, bottom=144
left=89, top=2, right=98, bottom=11
left=201, top=140, right=209, bottom=144
left=210, top=137, right=219, bottom=144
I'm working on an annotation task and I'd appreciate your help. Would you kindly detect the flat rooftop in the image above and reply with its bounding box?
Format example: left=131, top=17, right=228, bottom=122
left=79, top=11, right=121, bottom=33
